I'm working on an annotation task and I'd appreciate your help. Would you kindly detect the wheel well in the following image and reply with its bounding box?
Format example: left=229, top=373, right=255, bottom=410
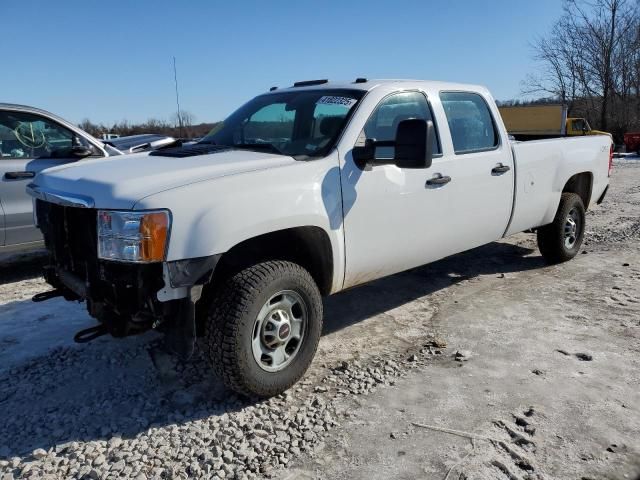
left=562, top=172, right=593, bottom=210
left=209, top=227, right=334, bottom=296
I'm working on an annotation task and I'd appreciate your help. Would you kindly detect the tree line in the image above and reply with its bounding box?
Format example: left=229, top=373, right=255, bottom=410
left=78, top=111, right=220, bottom=140
left=520, top=0, right=640, bottom=143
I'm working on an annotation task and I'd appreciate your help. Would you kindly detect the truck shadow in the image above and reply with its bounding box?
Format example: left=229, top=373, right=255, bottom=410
left=323, top=240, right=543, bottom=334
left=0, top=249, right=47, bottom=285
left=0, top=240, right=544, bottom=459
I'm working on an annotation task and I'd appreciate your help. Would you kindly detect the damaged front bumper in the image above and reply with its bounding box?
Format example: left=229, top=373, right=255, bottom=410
left=33, top=198, right=220, bottom=358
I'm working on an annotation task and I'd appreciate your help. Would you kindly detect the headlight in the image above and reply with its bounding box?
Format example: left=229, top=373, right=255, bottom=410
left=97, top=210, right=170, bottom=262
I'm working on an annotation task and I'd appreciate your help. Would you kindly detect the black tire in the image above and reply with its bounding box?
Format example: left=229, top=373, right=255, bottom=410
left=537, top=192, right=586, bottom=264
left=205, top=260, right=323, bottom=397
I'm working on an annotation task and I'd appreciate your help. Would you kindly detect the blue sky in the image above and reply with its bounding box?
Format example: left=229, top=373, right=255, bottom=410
left=4, top=0, right=563, bottom=125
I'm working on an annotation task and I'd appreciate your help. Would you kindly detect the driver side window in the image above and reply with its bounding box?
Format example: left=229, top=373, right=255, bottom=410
left=359, top=91, right=441, bottom=159
left=0, top=110, right=97, bottom=160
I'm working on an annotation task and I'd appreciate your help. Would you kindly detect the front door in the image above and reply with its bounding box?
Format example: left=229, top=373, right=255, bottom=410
left=340, top=90, right=452, bottom=289
left=0, top=109, right=102, bottom=246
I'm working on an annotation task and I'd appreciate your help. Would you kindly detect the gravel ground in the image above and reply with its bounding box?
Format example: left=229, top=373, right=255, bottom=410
left=0, top=160, right=639, bottom=480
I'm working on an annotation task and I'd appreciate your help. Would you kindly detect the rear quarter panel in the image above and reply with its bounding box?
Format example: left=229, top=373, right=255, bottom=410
left=506, top=135, right=610, bottom=236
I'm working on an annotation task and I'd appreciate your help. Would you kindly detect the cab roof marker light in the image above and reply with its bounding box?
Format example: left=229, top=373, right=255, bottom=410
left=292, top=79, right=329, bottom=87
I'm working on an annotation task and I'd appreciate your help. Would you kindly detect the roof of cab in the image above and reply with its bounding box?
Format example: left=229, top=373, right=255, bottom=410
left=264, top=79, right=489, bottom=95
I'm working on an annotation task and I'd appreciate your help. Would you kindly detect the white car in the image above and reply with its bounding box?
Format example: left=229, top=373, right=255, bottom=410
left=27, top=79, right=612, bottom=397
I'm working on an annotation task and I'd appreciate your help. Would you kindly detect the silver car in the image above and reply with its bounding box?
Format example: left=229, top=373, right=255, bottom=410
left=0, top=104, right=121, bottom=252
left=0, top=104, right=180, bottom=252
left=0, top=104, right=179, bottom=252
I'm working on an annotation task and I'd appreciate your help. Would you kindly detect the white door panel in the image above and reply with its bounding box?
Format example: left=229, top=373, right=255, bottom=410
left=438, top=149, right=514, bottom=254
left=339, top=88, right=514, bottom=289
left=341, top=156, right=456, bottom=289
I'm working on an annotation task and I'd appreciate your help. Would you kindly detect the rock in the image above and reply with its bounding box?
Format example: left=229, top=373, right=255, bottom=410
left=222, top=450, right=234, bottom=463
left=575, top=353, right=593, bottom=361
left=407, top=354, right=418, bottom=362
left=427, top=337, right=447, bottom=349
left=32, top=448, right=47, bottom=460
left=454, top=350, right=471, bottom=361
left=108, top=437, right=123, bottom=449
left=92, top=454, right=106, bottom=467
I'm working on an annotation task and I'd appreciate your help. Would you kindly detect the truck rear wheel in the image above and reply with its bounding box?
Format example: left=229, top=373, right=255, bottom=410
left=205, top=260, right=323, bottom=397
left=537, top=192, right=585, bottom=264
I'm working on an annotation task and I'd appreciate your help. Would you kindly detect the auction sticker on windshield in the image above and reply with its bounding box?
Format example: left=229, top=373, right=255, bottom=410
left=316, top=96, right=358, bottom=107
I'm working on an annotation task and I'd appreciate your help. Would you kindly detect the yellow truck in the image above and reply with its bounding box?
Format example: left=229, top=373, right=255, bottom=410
left=498, top=104, right=611, bottom=139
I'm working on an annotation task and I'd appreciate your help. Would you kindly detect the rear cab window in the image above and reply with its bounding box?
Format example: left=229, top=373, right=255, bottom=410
left=440, top=92, right=499, bottom=154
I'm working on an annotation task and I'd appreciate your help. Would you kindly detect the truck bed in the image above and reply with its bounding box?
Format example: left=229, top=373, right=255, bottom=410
left=505, top=135, right=611, bottom=236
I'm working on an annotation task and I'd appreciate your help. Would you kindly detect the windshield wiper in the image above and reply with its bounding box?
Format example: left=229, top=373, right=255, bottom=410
left=232, top=143, right=283, bottom=155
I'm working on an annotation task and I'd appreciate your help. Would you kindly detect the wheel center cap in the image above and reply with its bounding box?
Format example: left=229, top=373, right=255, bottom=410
left=278, top=323, right=291, bottom=341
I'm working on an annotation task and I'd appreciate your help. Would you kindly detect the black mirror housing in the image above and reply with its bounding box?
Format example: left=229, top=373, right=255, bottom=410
left=71, top=145, right=94, bottom=159
left=352, top=138, right=376, bottom=165
left=352, top=119, right=434, bottom=170
left=394, top=119, right=434, bottom=169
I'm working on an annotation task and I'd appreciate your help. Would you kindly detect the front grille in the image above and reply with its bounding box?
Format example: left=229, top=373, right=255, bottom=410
left=36, top=200, right=165, bottom=323
left=36, top=200, right=98, bottom=281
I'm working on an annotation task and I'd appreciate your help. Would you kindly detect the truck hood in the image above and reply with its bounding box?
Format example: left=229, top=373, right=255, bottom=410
left=31, top=149, right=296, bottom=209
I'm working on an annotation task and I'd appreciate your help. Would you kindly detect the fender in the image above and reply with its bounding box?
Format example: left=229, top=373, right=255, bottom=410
left=134, top=152, right=346, bottom=293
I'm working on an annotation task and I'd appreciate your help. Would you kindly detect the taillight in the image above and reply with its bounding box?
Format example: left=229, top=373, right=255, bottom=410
left=608, top=143, right=614, bottom=177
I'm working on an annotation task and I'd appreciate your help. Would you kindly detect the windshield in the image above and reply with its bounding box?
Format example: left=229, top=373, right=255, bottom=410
left=200, top=89, right=365, bottom=158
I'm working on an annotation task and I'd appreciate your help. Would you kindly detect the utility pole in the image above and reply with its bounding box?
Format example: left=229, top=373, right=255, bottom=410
left=173, top=56, right=184, bottom=139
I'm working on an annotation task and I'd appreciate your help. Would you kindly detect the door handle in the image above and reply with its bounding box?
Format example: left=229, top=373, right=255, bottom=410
left=4, top=171, right=36, bottom=180
left=491, top=164, right=511, bottom=175
left=426, top=174, right=451, bottom=186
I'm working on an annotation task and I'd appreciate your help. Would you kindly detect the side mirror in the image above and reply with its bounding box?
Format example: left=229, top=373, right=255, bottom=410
left=352, top=138, right=376, bottom=164
left=394, top=119, right=434, bottom=169
left=70, top=145, right=93, bottom=159
left=352, top=119, right=434, bottom=169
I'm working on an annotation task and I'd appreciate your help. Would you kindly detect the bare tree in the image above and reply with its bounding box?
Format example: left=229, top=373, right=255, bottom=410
left=169, top=111, right=195, bottom=138
left=523, top=0, right=640, bottom=135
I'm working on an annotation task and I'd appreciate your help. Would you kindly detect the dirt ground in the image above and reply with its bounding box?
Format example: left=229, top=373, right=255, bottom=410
left=283, top=159, right=640, bottom=480
left=0, top=160, right=638, bottom=480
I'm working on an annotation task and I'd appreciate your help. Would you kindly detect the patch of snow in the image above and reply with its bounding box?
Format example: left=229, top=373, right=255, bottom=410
left=0, top=293, right=94, bottom=372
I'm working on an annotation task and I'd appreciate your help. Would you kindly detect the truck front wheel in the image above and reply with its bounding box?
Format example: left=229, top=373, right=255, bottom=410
left=537, top=192, right=586, bottom=264
left=205, top=260, right=323, bottom=397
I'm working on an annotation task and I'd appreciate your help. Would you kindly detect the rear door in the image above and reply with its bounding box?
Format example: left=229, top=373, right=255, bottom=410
left=437, top=91, right=514, bottom=252
left=0, top=109, right=103, bottom=246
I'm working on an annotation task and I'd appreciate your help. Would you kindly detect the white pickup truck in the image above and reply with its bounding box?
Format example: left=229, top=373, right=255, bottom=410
left=27, top=79, right=612, bottom=397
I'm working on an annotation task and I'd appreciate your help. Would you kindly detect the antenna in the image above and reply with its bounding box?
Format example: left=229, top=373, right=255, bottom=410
left=173, top=56, right=184, bottom=139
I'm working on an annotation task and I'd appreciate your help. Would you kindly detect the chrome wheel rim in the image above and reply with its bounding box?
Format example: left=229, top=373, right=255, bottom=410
left=564, top=207, right=580, bottom=249
left=252, top=290, right=307, bottom=372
